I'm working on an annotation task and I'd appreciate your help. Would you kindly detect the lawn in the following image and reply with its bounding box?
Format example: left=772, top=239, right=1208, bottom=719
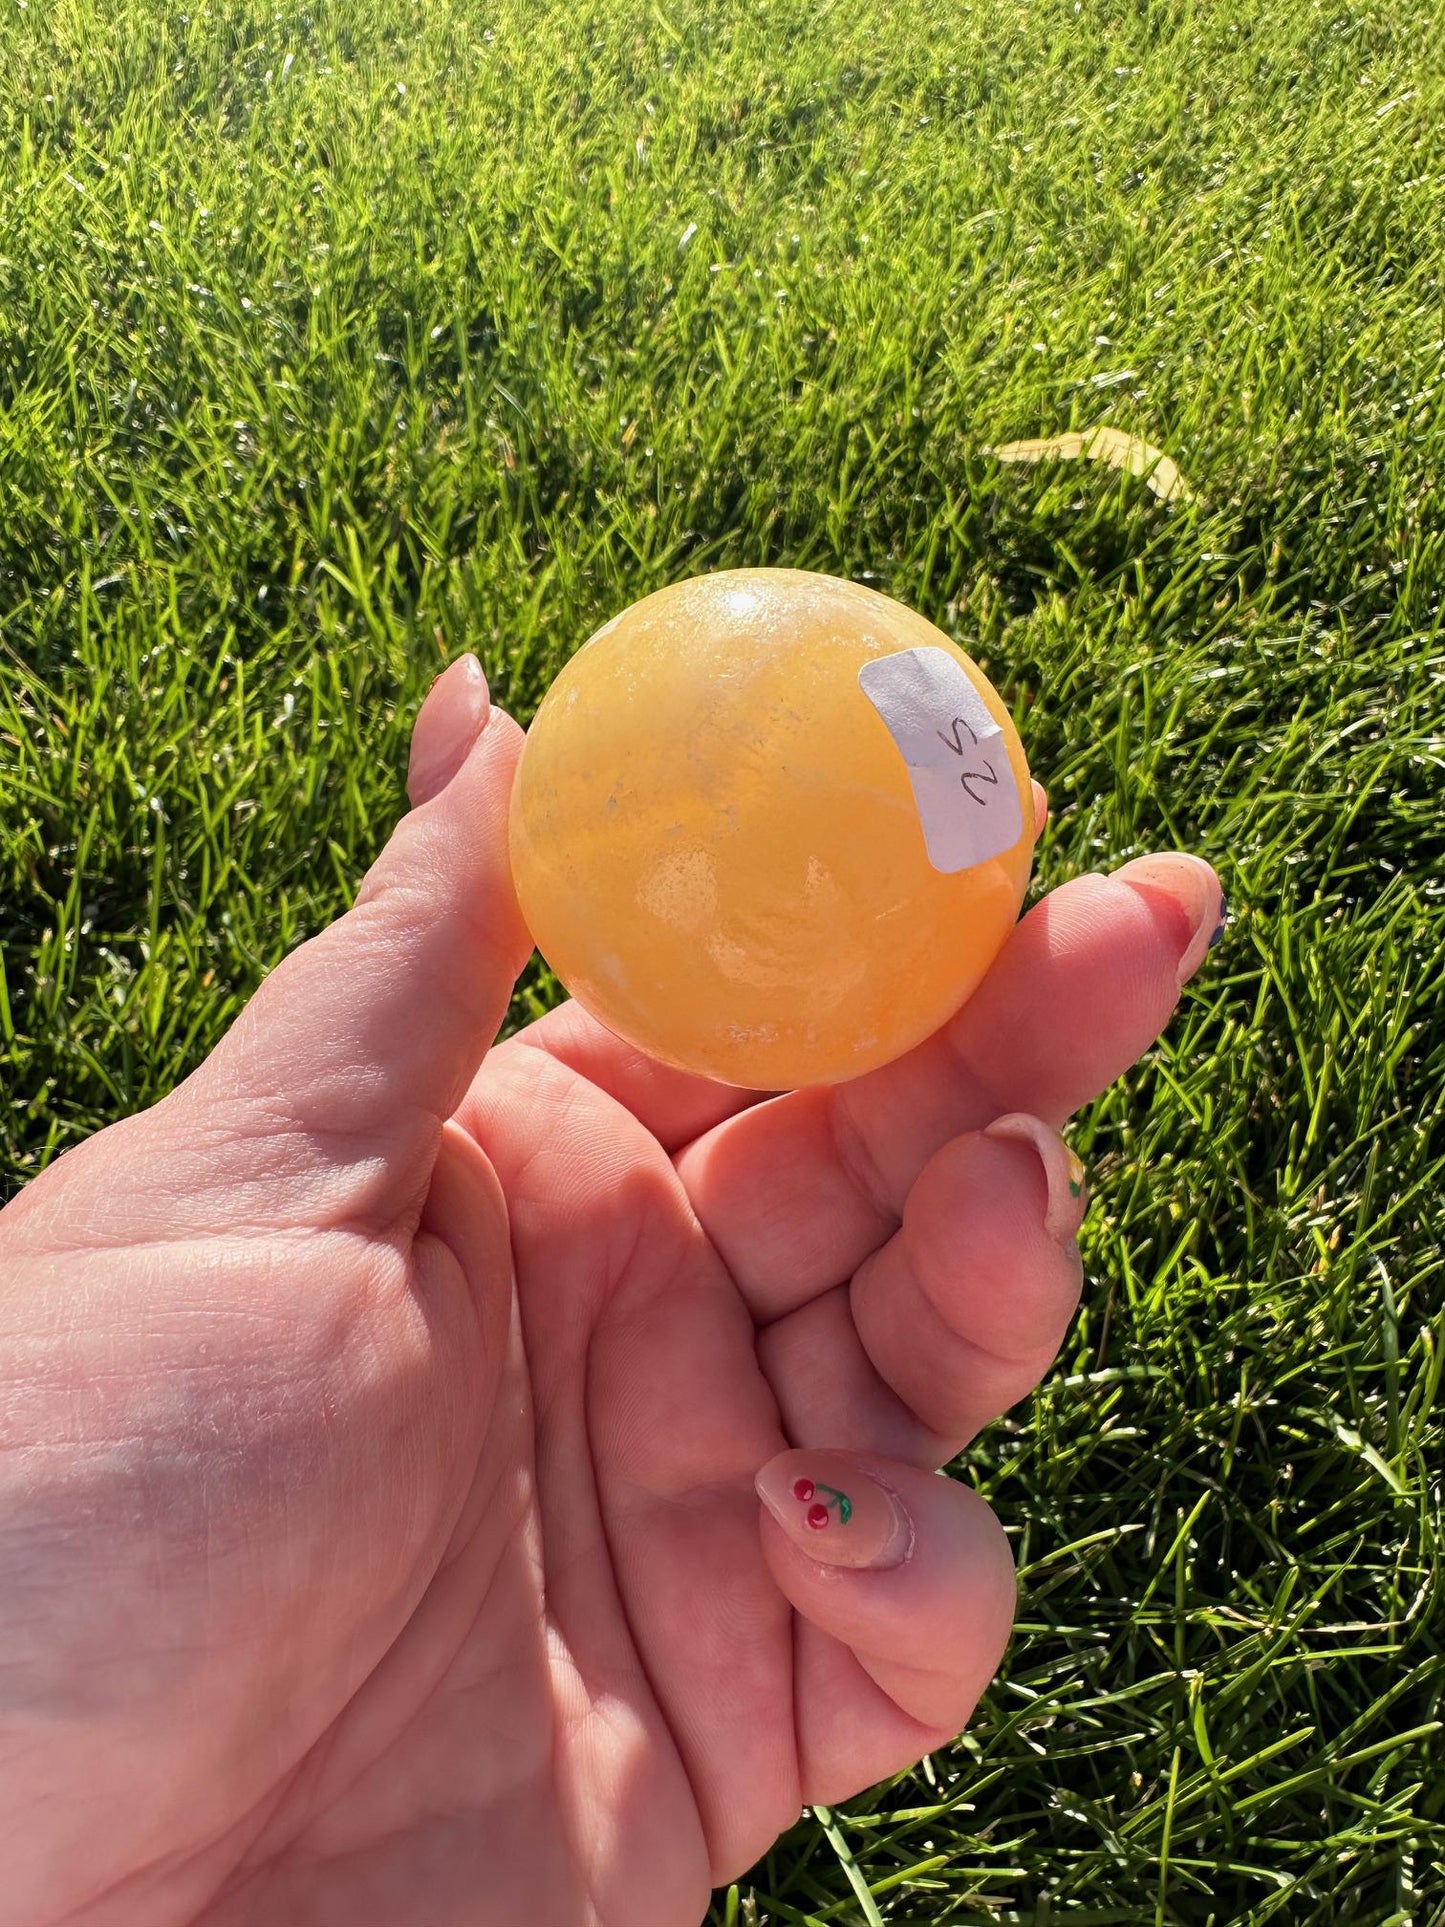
left=2, top=0, right=1444, bottom=1918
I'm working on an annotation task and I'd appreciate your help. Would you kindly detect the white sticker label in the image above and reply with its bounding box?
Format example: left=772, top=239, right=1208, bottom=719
left=858, top=647, right=1023, bottom=874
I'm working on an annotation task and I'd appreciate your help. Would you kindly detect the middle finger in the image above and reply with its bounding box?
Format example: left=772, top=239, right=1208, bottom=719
left=675, top=854, right=1222, bottom=1322
left=757, top=1116, right=1087, bottom=1466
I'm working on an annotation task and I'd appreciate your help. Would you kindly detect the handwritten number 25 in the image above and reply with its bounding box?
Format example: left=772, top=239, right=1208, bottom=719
left=936, top=716, right=999, bottom=806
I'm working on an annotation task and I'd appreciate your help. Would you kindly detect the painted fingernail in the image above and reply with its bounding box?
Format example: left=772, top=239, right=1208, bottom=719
left=982, top=1111, right=1086, bottom=1243
left=755, top=1451, right=913, bottom=1572
left=1209, top=894, right=1230, bottom=950
left=1112, top=852, right=1223, bottom=988
left=407, top=655, right=490, bottom=806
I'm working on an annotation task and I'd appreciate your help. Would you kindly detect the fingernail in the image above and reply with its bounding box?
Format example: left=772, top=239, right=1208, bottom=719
left=982, top=1111, right=1086, bottom=1243
left=1209, top=894, right=1230, bottom=950
left=755, top=1451, right=913, bottom=1572
left=1112, top=852, right=1223, bottom=987
left=407, top=655, right=490, bottom=806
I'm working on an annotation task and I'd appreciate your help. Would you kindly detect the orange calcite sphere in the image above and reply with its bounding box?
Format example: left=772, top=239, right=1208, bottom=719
left=508, top=568, right=1033, bottom=1089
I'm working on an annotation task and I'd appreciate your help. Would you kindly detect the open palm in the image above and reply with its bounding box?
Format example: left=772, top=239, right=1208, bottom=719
left=0, top=660, right=1222, bottom=1927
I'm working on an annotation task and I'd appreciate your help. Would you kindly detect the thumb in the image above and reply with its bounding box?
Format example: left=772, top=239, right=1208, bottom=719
left=188, top=656, right=532, bottom=1163
left=755, top=1449, right=1016, bottom=1798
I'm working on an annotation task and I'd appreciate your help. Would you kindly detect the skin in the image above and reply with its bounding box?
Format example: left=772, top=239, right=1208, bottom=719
left=0, top=658, right=1223, bottom=1927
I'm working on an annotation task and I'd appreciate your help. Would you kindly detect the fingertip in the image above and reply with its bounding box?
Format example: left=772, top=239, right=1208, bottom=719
left=256, top=677, right=529, bottom=1143
left=936, top=861, right=1213, bottom=1134
left=758, top=1454, right=1015, bottom=1729
left=979, top=1112, right=1087, bottom=1245
left=1110, top=851, right=1224, bottom=985
left=756, top=1452, right=913, bottom=1571
left=1030, top=779, right=1049, bottom=842
left=407, top=655, right=491, bottom=807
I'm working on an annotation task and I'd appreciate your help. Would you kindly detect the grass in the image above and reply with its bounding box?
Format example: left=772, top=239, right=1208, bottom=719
left=2, top=0, right=1444, bottom=1917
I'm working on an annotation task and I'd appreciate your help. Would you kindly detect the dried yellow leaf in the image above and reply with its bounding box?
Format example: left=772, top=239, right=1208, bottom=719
left=984, top=426, right=1196, bottom=502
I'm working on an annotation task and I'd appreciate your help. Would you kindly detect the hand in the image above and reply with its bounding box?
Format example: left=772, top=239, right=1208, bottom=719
left=0, top=658, right=1223, bottom=1927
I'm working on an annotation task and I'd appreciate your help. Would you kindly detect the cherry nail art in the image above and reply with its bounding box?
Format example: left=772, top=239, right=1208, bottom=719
left=757, top=1455, right=913, bottom=1570
left=793, top=1476, right=852, bottom=1528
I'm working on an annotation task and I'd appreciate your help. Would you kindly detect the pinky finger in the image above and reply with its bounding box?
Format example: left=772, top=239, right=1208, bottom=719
left=1031, top=779, right=1049, bottom=840
left=755, top=1449, right=1015, bottom=1804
